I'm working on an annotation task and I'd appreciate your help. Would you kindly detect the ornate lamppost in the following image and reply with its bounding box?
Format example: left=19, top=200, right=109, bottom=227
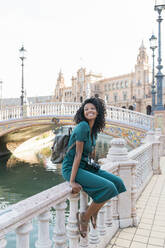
left=19, top=45, right=27, bottom=117
left=149, top=34, right=157, bottom=113
left=154, top=0, right=165, bottom=110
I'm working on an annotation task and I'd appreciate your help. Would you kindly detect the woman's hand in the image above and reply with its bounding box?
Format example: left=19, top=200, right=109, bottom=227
left=70, top=181, right=82, bottom=194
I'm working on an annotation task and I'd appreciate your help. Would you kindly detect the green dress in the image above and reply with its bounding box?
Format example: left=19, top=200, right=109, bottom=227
left=62, top=121, right=126, bottom=203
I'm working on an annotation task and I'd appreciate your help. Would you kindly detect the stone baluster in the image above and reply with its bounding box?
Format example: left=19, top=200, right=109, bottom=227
left=105, top=200, right=112, bottom=227
left=53, top=201, right=67, bottom=248
left=152, top=140, right=161, bottom=175
left=0, top=236, right=7, bottom=248
left=131, top=161, right=138, bottom=226
left=67, top=194, right=79, bottom=248
left=35, top=211, right=52, bottom=248
left=80, top=191, right=88, bottom=212
left=144, top=131, right=161, bottom=175
left=16, top=221, right=33, bottom=248
left=89, top=225, right=99, bottom=245
left=111, top=196, right=119, bottom=227
left=79, top=191, right=89, bottom=247
left=155, top=128, right=165, bottom=156
left=98, top=205, right=106, bottom=236
left=105, top=138, right=138, bottom=228
left=88, top=199, right=99, bottom=245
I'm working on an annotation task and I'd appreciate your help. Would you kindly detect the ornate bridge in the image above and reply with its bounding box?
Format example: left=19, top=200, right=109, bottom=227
left=0, top=102, right=154, bottom=156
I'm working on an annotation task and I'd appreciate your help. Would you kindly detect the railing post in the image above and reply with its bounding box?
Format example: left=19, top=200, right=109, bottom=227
left=98, top=205, right=106, bottom=236
left=152, top=140, right=161, bottom=175
left=35, top=211, right=52, bottom=248
left=105, top=200, right=112, bottom=227
left=53, top=201, right=67, bottom=248
left=88, top=200, right=99, bottom=245
left=143, top=131, right=161, bottom=175
left=16, top=221, right=33, bottom=248
left=155, top=128, right=165, bottom=156
left=79, top=191, right=89, bottom=247
left=104, top=138, right=138, bottom=228
left=0, top=236, right=7, bottom=248
left=67, top=194, right=79, bottom=248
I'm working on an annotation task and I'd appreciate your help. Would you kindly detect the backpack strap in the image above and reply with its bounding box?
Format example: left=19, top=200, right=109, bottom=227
left=68, top=127, right=72, bottom=136
left=66, top=142, right=76, bottom=154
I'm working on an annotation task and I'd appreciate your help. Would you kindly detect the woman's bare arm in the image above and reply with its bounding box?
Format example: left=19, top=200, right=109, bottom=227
left=70, top=141, right=84, bottom=194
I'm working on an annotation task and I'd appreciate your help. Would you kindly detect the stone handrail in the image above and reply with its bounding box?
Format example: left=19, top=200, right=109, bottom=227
left=0, top=102, right=154, bottom=131
left=0, top=163, right=119, bottom=248
left=0, top=132, right=161, bottom=248
left=106, top=105, right=154, bottom=131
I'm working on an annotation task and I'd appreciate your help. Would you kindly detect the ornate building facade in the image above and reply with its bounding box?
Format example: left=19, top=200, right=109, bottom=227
left=54, top=42, right=164, bottom=114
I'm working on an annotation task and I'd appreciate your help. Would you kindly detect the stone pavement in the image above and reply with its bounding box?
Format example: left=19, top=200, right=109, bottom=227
left=107, top=157, right=165, bottom=248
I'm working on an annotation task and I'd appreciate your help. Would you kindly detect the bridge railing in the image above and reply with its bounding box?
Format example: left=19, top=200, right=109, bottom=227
left=0, top=132, right=161, bottom=248
left=106, top=105, right=154, bottom=131
left=0, top=102, right=154, bottom=131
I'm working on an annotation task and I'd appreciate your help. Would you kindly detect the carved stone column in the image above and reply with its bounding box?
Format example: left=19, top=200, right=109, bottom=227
left=35, top=211, right=52, bottom=248
left=0, top=236, right=7, bottom=248
left=155, top=128, right=165, bottom=156
left=105, top=200, right=112, bottom=227
left=98, top=205, right=106, bottom=236
left=16, top=221, right=33, bottom=248
left=79, top=191, right=89, bottom=247
left=89, top=225, right=99, bottom=245
left=104, top=138, right=138, bottom=228
left=152, top=141, right=161, bottom=175
left=53, top=201, right=67, bottom=248
left=67, top=194, right=79, bottom=248
left=88, top=199, right=99, bottom=245
left=144, top=130, right=161, bottom=175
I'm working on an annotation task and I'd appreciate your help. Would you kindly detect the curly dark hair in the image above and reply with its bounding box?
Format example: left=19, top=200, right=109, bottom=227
left=74, top=97, right=106, bottom=137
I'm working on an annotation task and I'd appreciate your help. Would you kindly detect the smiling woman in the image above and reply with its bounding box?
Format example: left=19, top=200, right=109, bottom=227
left=62, top=97, right=126, bottom=238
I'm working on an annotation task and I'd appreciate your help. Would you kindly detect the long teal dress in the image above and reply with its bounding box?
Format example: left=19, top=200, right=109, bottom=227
left=62, top=121, right=126, bottom=203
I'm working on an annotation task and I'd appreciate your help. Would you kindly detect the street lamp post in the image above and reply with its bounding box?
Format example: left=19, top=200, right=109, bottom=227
left=149, top=34, right=157, bottom=113
left=154, top=0, right=165, bottom=110
left=19, top=45, right=27, bottom=117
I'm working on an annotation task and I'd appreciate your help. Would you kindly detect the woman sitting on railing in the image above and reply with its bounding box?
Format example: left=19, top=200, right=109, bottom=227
left=62, top=97, right=126, bottom=238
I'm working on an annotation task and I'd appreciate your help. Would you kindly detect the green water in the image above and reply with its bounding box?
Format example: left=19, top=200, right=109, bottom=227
left=0, top=133, right=131, bottom=247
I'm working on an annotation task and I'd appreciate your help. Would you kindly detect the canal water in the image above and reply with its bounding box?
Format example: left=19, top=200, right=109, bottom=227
left=0, top=130, right=131, bottom=247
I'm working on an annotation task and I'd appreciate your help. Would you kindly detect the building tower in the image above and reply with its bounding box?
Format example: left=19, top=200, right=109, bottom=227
left=54, top=70, right=65, bottom=102
left=134, top=41, right=151, bottom=113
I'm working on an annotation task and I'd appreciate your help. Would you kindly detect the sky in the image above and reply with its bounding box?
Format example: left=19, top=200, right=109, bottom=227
left=0, top=0, right=164, bottom=98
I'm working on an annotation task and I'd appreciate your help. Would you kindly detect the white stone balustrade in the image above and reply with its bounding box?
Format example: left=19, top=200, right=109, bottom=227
left=0, top=102, right=154, bottom=131
left=98, top=205, right=106, bottom=236
left=16, top=222, right=33, bottom=248
left=67, top=194, right=79, bottom=248
left=0, top=135, right=162, bottom=248
left=0, top=236, right=7, bottom=248
left=53, top=201, right=67, bottom=248
left=35, top=211, right=52, bottom=248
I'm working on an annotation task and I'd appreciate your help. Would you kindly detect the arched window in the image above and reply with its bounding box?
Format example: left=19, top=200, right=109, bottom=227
left=146, top=105, right=152, bottom=115
left=128, top=105, right=134, bottom=110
